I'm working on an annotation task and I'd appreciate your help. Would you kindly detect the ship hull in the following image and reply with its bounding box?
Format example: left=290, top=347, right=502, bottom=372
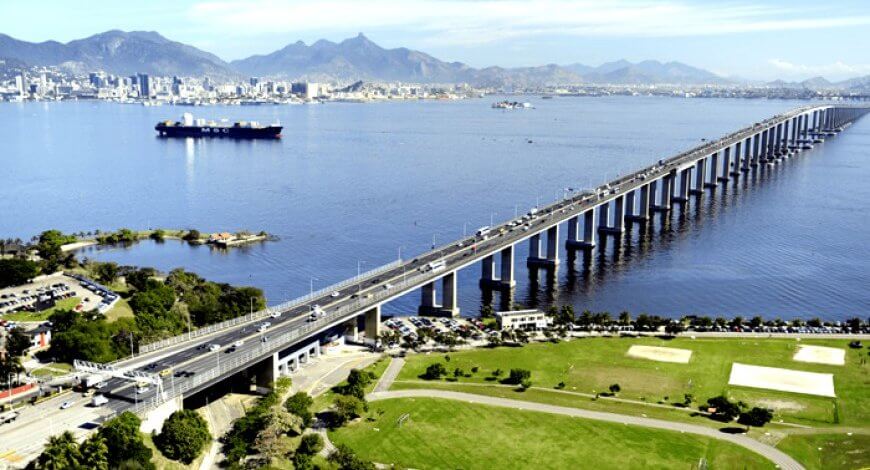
left=155, top=124, right=282, bottom=139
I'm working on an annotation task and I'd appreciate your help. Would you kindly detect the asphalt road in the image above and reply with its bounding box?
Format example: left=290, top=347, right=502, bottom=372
left=367, top=389, right=805, bottom=470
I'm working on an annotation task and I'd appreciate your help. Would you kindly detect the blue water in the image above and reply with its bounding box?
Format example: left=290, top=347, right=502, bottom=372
left=2, top=97, right=867, bottom=320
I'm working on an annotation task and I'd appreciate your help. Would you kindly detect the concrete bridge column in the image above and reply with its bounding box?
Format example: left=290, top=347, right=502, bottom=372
left=766, top=127, right=776, bottom=160
left=731, top=141, right=743, bottom=176
left=567, top=208, right=597, bottom=248
left=529, top=226, right=559, bottom=267
left=566, top=215, right=578, bottom=241
left=500, top=245, right=515, bottom=287
left=690, top=159, right=705, bottom=194
left=441, top=272, right=459, bottom=316
left=774, top=123, right=783, bottom=158
left=751, top=132, right=761, bottom=166
left=705, top=152, right=719, bottom=188
left=718, top=146, right=731, bottom=181
left=344, top=318, right=359, bottom=342
left=420, top=282, right=437, bottom=312
left=674, top=168, right=690, bottom=202
left=603, top=195, right=625, bottom=233
left=624, top=190, right=636, bottom=220
left=636, top=184, right=651, bottom=220
left=598, top=200, right=610, bottom=226
left=529, top=233, right=541, bottom=259
left=801, top=114, right=809, bottom=141
left=481, top=255, right=496, bottom=281
left=364, top=305, right=380, bottom=341
left=759, top=129, right=769, bottom=162
left=742, top=137, right=752, bottom=171
left=654, top=175, right=672, bottom=211
left=790, top=118, right=798, bottom=150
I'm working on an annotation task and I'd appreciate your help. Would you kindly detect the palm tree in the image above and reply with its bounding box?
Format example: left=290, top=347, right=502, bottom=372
left=79, top=434, right=109, bottom=470
left=37, top=431, right=81, bottom=469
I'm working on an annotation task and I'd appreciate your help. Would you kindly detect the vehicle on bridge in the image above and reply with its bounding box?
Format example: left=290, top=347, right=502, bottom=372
left=0, top=410, right=20, bottom=425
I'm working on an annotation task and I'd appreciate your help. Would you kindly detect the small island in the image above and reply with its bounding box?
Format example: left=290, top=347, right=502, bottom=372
left=53, top=228, right=273, bottom=252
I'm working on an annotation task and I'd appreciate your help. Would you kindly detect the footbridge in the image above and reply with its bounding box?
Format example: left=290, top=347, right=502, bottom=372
left=74, top=104, right=868, bottom=427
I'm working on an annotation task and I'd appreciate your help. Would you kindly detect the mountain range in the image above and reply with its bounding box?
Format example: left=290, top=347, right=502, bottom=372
left=1, top=30, right=867, bottom=90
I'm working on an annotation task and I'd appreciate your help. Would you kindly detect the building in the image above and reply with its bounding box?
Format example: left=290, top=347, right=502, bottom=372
left=292, top=82, right=321, bottom=100
left=495, top=309, right=550, bottom=331
left=26, top=325, right=52, bottom=351
left=137, top=73, right=151, bottom=98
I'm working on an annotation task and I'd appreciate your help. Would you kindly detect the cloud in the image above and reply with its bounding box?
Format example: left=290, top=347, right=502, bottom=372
left=768, top=59, right=870, bottom=80
left=187, top=0, right=870, bottom=46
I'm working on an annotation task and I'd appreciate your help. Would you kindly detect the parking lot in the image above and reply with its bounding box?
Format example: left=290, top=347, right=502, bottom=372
left=382, top=315, right=496, bottom=349
left=0, top=273, right=114, bottom=317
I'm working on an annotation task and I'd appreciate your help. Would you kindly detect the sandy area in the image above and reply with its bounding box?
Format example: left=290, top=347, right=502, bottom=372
left=728, top=363, right=835, bottom=397
left=626, top=345, right=693, bottom=364
left=793, top=345, right=845, bottom=366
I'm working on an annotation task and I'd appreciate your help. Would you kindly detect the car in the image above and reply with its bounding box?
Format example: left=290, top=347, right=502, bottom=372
left=270, top=311, right=281, bottom=318
left=136, top=386, right=149, bottom=394
left=258, top=322, right=271, bottom=332
left=60, top=401, right=73, bottom=409
left=233, top=340, right=244, bottom=348
left=262, top=336, right=269, bottom=342
left=383, top=283, right=393, bottom=290
left=330, top=291, right=340, bottom=298
left=208, top=344, right=220, bottom=352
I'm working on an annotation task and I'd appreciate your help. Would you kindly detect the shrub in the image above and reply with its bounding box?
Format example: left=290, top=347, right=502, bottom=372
left=505, top=368, right=531, bottom=385
left=296, top=433, right=324, bottom=456
left=155, top=409, right=211, bottom=464
left=422, top=363, right=447, bottom=380
left=285, top=392, right=315, bottom=427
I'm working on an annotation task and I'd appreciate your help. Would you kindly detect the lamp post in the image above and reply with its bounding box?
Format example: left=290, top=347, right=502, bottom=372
left=357, top=260, right=366, bottom=295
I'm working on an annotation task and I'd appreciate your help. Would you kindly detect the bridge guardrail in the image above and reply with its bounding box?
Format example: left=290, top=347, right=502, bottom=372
left=135, top=259, right=402, bottom=355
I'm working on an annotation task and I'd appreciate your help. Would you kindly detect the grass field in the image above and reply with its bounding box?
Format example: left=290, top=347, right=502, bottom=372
left=29, top=362, right=73, bottom=378
left=330, top=397, right=776, bottom=470
left=142, top=433, right=205, bottom=470
left=776, top=433, right=870, bottom=470
left=311, top=357, right=391, bottom=413
left=1, top=297, right=81, bottom=322
left=105, top=297, right=134, bottom=321
left=395, top=337, right=869, bottom=427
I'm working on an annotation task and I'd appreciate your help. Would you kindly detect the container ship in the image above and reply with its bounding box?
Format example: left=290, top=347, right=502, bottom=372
left=155, top=113, right=282, bottom=139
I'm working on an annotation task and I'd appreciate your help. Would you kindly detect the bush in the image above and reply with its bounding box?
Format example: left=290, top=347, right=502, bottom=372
left=505, top=368, right=531, bottom=385
left=609, top=384, right=621, bottom=394
left=705, top=395, right=741, bottom=422
left=150, top=229, right=166, bottom=241
left=285, top=392, right=315, bottom=427
left=155, top=409, right=211, bottom=464
left=738, top=407, right=773, bottom=428
left=332, top=395, right=366, bottom=427
left=422, top=363, right=447, bottom=380
left=293, top=451, right=314, bottom=470
left=182, top=229, right=201, bottom=241
left=328, top=443, right=375, bottom=470
left=0, top=258, right=40, bottom=288
left=296, top=433, right=324, bottom=456
left=97, top=412, right=154, bottom=469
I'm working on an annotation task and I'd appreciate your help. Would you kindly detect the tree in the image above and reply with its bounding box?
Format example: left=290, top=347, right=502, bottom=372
left=97, top=412, right=153, bottom=469
left=422, top=363, right=447, bottom=380
left=618, top=311, right=631, bottom=325
left=738, top=407, right=773, bottom=429
left=296, top=433, right=324, bottom=456
left=155, top=409, right=211, bottom=464
left=285, top=391, right=315, bottom=427
left=94, top=262, right=120, bottom=284
left=149, top=229, right=166, bottom=242
left=505, top=368, right=531, bottom=385
left=255, top=407, right=302, bottom=460
left=328, top=443, right=376, bottom=470
left=78, top=434, right=110, bottom=470
left=124, top=268, right=157, bottom=291
left=5, top=327, right=32, bottom=358
left=0, top=258, right=40, bottom=288
left=332, top=395, right=366, bottom=427
left=609, top=383, right=621, bottom=394
left=293, top=452, right=314, bottom=470
left=34, top=431, right=81, bottom=470
left=705, top=396, right=741, bottom=422
left=182, top=229, right=201, bottom=242
left=480, top=305, right=494, bottom=318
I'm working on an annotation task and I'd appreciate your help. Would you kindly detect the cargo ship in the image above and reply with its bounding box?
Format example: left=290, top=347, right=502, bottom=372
left=155, top=113, right=282, bottom=139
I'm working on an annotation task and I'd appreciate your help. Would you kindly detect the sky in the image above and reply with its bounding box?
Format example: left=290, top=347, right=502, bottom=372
left=3, top=0, right=870, bottom=82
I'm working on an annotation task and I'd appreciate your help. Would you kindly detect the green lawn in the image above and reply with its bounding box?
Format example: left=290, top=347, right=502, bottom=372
left=395, top=337, right=869, bottom=427
left=311, top=357, right=391, bottom=413
left=29, top=362, right=73, bottom=378
left=776, top=432, right=870, bottom=470
left=1, top=297, right=81, bottom=322
left=330, top=397, right=776, bottom=470
left=105, top=297, right=134, bottom=321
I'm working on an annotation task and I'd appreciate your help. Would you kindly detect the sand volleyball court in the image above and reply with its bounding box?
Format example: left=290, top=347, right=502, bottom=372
left=793, top=345, right=845, bottom=366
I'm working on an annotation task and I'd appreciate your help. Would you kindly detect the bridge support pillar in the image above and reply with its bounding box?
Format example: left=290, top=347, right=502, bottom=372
left=630, top=184, right=651, bottom=221
left=718, top=146, right=731, bottom=181
left=741, top=137, right=752, bottom=171
left=419, top=274, right=459, bottom=317
left=705, top=152, right=719, bottom=187
left=529, top=226, right=559, bottom=267
left=690, top=159, right=705, bottom=195
left=730, top=142, right=742, bottom=176
left=674, top=168, right=690, bottom=202
left=599, top=195, right=625, bottom=233
left=344, top=318, right=359, bottom=342
left=567, top=208, right=596, bottom=248
left=364, top=305, right=381, bottom=341
left=481, top=245, right=516, bottom=289
left=653, top=175, right=672, bottom=211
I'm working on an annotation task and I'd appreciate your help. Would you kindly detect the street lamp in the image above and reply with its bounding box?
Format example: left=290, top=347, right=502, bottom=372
left=357, top=260, right=366, bottom=294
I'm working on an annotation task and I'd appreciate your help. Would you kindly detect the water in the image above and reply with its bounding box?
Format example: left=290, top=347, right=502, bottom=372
left=2, top=97, right=867, bottom=320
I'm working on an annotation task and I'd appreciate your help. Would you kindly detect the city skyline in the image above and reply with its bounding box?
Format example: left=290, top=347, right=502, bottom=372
left=3, top=0, right=870, bottom=82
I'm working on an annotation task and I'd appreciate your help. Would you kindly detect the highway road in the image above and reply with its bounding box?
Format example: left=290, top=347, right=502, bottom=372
left=85, top=104, right=860, bottom=414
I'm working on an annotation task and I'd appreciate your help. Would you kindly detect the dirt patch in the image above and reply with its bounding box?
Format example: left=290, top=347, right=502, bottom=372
left=754, top=398, right=806, bottom=412
left=626, top=345, right=693, bottom=364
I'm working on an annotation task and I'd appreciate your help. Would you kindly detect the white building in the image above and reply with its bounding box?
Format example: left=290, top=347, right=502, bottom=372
left=495, top=309, right=550, bottom=331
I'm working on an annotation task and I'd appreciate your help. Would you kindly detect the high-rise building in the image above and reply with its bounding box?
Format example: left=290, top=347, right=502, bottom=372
left=137, top=73, right=151, bottom=98
left=14, top=75, right=24, bottom=96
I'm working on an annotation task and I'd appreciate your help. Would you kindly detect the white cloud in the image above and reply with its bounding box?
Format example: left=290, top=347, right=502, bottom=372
left=768, top=59, right=870, bottom=80
left=186, top=0, right=870, bottom=45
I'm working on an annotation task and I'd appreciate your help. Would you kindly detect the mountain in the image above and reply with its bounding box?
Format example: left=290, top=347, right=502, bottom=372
left=231, top=33, right=474, bottom=83
left=0, top=30, right=236, bottom=78
left=837, top=74, right=870, bottom=92
left=582, top=60, right=729, bottom=85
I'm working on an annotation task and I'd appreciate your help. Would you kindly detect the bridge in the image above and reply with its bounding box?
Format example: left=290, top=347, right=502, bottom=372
left=72, top=104, right=868, bottom=430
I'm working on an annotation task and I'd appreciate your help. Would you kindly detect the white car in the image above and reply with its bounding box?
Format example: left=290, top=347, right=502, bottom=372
left=136, top=386, right=149, bottom=394
left=60, top=401, right=73, bottom=410
left=208, top=344, right=220, bottom=352
left=258, top=322, right=271, bottom=332
left=270, top=311, right=281, bottom=318
left=330, top=291, right=340, bottom=298
left=233, top=340, right=244, bottom=348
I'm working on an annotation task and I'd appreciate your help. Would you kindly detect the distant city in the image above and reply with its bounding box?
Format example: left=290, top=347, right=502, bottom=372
left=1, top=30, right=869, bottom=105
